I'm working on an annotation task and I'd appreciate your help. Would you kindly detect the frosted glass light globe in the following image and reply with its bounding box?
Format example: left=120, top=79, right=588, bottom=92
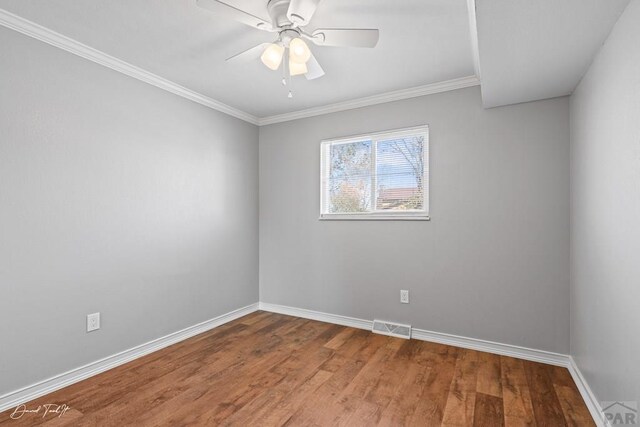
left=260, top=43, right=284, bottom=70
left=289, top=37, right=311, bottom=64
left=289, top=60, right=308, bottom=76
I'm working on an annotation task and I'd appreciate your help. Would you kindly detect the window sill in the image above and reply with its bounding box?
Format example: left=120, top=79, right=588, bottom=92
left=319, top=214, right=430, bottom=221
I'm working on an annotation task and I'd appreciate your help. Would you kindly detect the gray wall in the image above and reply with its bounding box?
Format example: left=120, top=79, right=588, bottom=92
left=0, top=27, right=259, bottom=395
left=570, top=0, right=640, bottom=406
left=259, top=86, right=571, bottom=353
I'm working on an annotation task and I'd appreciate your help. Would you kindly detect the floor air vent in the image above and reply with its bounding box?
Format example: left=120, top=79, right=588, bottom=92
left=372, top=320, right=412, bottom=339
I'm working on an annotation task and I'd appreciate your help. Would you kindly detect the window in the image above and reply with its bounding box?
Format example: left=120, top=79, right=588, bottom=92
left=320, top=126, right=429, bottom=220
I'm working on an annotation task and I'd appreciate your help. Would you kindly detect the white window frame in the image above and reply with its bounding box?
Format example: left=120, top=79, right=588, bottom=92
left=320, top=125, right=429, bottom=221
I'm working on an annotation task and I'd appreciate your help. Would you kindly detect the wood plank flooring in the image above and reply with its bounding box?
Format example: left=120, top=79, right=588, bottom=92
left=0, top=311, right=594, bottom=426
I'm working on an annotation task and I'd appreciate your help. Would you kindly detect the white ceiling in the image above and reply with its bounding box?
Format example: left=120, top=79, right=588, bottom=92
left=0, top=0, right=475, bottom=118
left=474, top=0, right=631, bottom=108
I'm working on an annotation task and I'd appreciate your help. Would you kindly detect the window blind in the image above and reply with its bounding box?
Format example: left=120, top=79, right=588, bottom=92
left=320, top=126, right=429, bottom=220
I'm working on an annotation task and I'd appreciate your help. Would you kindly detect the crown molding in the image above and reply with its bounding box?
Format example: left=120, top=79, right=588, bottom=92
left=466, top=0, right=482, bottom=80
left=1, top=8, right=480, bottom=128
left=258, top=75, right=481, bottom=125
left=0, top=8, right=260, bottom=125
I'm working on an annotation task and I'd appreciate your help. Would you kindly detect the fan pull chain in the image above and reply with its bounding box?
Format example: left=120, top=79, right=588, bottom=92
left=281, top=55, right=287, bottom=86
left=286, top=48, right=293, bottom=99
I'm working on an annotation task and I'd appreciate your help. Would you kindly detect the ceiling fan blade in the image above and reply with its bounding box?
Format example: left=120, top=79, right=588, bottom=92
left=196, top=0, right=273, bottom=31
left=226, top=43, right=270, bottom=62
left=305, top=52, right=325, bottom=80
left=287, top=0, right=321, bottom=26
left=311, top=28, right=379, bottom=48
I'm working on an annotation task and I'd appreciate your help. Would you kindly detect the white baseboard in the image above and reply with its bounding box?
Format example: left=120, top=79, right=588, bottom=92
left=567, top=356, right=607, bottom=427
left=259, top=301, right=567, bottom=365
left=258, top=302, right=373, bottom=330
left=258, top=301, right=605, bottom=426
left=0, top=303, right=259, bottom=413
left=410, top=328, right=569, bottom=367
left=0, top=301, right=605, bottom=427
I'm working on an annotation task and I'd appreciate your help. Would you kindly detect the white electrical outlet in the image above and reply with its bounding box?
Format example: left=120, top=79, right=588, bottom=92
left=87, top=312, right=100, bottom=332
left=400, top=290, right=409, bottom=304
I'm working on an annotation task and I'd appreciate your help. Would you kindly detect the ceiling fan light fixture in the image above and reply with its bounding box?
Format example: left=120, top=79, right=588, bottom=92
left=288, top=37, right=311, bottom=64
left=260, top=43, right=285, bottom=70
left=289, top=59, right=308, bottom=76
left=197, top=0, right=380, bottom=92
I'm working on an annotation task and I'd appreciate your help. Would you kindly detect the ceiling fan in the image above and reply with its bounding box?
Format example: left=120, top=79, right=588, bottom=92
left=196, top=0, right=380, bottom=96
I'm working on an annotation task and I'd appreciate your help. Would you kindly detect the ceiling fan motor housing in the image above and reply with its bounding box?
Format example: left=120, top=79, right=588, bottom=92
left=267, top=0, right=294, bottom=28
left=279, top=29, right=301, bottom=46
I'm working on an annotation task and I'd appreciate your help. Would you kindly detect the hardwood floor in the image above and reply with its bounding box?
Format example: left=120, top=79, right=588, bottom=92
left=0, top=311, right=594, bottom=426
